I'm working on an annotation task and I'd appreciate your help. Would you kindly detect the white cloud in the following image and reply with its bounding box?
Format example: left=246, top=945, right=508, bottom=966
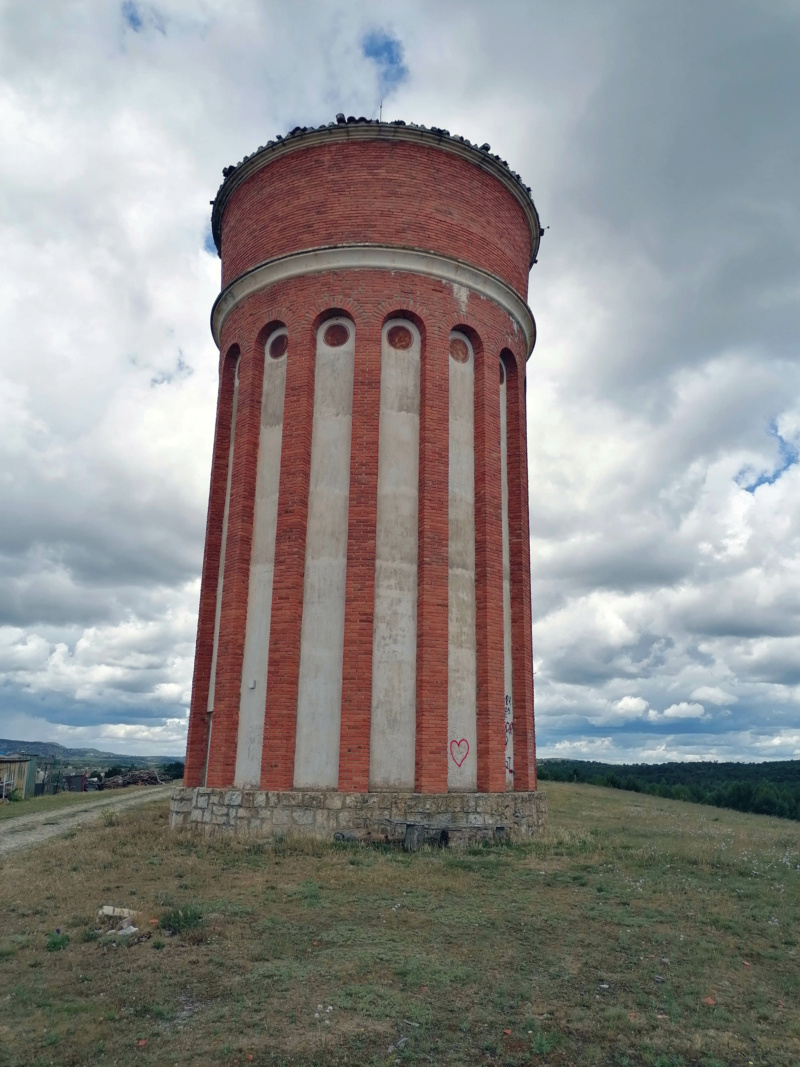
left=615, top=696, right=649, bottom=716
left=659, top=702, right=707, bottom=720
left=2, top=1, right=800, bottom=761
left=691, top=686, right=737, bottom=707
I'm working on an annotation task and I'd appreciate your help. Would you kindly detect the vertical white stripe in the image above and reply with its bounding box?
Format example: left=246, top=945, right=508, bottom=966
left=500, top=358, right=514, bottom=788
left=370, top=319, right=421, bottom=789
left=294, top=318, right=354, bottom=788
left=447, top=332, right=477, bottom=789
left=234, top=328, right=287, bottom=788
left=204, top=356, right=239, bottom=783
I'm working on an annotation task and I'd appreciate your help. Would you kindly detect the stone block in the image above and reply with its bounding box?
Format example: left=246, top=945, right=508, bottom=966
left=404, top=824, right=425, bottom=850
left=174, top=787, right=546, bottom=842
left=314, top=809, right=333, bottom=830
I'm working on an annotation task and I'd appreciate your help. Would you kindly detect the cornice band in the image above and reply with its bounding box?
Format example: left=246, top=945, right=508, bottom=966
left=211, top=245, right=537, bottom=357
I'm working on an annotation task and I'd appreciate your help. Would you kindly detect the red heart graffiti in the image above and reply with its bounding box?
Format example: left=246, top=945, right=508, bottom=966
left=449, top=739, right=469, bottom=767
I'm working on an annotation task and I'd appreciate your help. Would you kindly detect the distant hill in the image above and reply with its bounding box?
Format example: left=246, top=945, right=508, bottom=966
left=538, top=757, right=800, bottom=821
left=0, top=739, right=183, bottom=766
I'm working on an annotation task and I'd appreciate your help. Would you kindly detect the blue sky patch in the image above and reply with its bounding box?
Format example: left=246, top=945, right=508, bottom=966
left=150, top=351, right=193, bottom=388
left=121, top=1, right=165, bottom=35
left=738, top=421, right=799, bottom=493
left=362, top=31, right=408, bottom=95
left=203, top=226, right=217, bottom=256
left=121, top=0, right=143, bottom=32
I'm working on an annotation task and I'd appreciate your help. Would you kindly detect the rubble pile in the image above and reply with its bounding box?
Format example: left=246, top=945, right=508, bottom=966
left=103, top=769, right=164, bottom=789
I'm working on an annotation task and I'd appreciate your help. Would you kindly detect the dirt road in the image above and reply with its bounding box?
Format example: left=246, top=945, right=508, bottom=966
left=0, top=784, right=175, bottom=857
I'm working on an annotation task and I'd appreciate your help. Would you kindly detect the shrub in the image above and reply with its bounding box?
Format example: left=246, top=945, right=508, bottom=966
left=160, top=904, right=202, bottom=935
left=46, top=932, right=70, bottom=952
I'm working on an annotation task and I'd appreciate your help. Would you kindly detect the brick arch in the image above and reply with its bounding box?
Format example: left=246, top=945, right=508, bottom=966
left=378, top=306, right=428, bottom=336
left=310, top=307, right=355, bottom=331
left=299, top=292, right=366, bottom=330
left=450, top=323, right=483, bottom=358
left=375, top=292, right=431, bottom=325
left=255, top=319, right=287, bottom=349
left=219, top=301, right=293, bottom=360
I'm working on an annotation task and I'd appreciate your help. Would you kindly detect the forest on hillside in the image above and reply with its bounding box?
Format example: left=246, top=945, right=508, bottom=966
left=537, top=758, right=800, bottom=821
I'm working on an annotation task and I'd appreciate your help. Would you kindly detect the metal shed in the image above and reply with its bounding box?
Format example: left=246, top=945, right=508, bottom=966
left=0, top=756, right=36, bottom=800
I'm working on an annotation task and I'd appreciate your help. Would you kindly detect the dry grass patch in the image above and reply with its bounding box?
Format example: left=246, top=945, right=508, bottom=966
left=0, top=783, right=798, bottom=1066
left=0, top=790, right=120, bottom=822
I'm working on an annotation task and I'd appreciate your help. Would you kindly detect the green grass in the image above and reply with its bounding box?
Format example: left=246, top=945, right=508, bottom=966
left=0, top=783, right=799, bottom=1066
left=159, top=903, right=203, bottom=934
left=0, top=790, right=119, bottom=821
left=0, top=783, right=174, bottom=822
left=0, top=789, right=159, bottom=822
left=44, top=932, right=70, bottom=952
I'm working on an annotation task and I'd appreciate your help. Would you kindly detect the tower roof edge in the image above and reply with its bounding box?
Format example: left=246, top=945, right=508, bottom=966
left=210, top=118, right=543, bottom=266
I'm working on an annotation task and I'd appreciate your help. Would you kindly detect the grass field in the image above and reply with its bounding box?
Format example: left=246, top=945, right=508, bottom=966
left=0, top=782, right=798, bottom=1066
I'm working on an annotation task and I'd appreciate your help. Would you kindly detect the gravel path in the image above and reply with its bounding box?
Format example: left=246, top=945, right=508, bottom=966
left=0, top=784, right=175, bottom=857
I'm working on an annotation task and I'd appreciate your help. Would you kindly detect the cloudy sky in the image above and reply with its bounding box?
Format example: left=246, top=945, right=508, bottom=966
left=1, top=0, right=799, bottom=762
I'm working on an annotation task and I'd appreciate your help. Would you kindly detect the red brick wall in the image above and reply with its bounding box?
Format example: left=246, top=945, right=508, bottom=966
left=338, top=310, right=381, bottom=793
left=184, top=348, right=238, bottom=787
left=258, top=315, right=316, bottom=790
left=416, top=312, right=449, bottom=793
left=220, top=141, right=532, bottom=299
left=504, top=351, right=537, bottom=791
left=187, top=132, right=537, bottom=794
left=204, top=331, right=265, bottom=787
left=474, top=333, right=508, bottom=792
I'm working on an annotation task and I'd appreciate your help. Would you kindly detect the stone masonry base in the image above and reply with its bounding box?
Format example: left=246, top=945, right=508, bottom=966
left=169, top=787, right=547, bottom=847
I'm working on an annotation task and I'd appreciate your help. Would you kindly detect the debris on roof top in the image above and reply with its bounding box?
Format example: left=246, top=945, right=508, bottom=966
left=211, top=116, right=541, bottom=257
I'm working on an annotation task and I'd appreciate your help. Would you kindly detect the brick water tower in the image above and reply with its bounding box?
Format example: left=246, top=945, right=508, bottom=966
left=171, top=116, right=546, bottom=842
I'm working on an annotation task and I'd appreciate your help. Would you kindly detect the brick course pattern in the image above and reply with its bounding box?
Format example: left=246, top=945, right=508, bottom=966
left=183, top=120, right=544, bottom=835
left=219, top=139, right=533, bottom=296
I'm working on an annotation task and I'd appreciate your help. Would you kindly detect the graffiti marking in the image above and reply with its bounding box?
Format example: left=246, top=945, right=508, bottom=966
left=449, top=738, right=469, bottom=767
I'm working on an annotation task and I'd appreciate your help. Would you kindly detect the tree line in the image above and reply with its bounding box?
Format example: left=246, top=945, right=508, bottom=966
left=537, top=758, right=800, bottom=821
